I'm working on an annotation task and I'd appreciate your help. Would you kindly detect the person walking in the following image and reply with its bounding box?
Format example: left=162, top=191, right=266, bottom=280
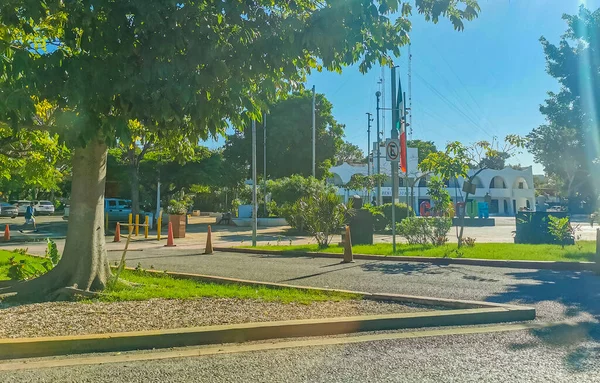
left=19, top=202, right=37, bottom=233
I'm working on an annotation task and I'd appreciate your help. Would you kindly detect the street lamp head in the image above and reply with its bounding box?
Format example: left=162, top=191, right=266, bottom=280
left=376, top=91, right=381, bottom=98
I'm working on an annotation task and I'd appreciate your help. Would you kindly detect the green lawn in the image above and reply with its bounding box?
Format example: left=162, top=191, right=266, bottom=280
left=0, top=249, right=48, bottom=280
left=0, top=250, right=357, bottom=304
left=104, top=269, right=358, bottom=304
left=243, top=241, right=597, bottom=262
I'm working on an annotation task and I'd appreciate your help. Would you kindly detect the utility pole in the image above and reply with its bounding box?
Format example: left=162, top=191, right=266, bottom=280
left=366, top=112, right=373, bottom=177
left=312, top=85, right=316, bottom=178
left=263, top=113, right=267, bottom=217
left=403, top=91, right=410, bottom=218
left=375, top=91, right=382, bottom=205
left=391, top=66, right=399, bottom=254
left=252, top=119, right=257, bottom=247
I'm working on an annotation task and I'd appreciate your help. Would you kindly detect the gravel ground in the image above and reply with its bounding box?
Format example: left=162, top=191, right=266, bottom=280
left=2, top=328, right=599, bottom=382
left=0, top=298, right=425, bottom=338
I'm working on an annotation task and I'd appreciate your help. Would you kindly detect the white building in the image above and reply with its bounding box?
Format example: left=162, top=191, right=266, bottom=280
left=329, top=147, right=536, bottom=216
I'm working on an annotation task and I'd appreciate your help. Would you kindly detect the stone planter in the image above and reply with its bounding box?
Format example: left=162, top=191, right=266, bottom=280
left=169, top=214, right=186, bottom=238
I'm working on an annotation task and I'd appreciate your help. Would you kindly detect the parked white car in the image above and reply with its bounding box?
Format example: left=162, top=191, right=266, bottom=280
left=33, top=200, right=55, bottom=215
left=9, top=200, right=30, bottom=215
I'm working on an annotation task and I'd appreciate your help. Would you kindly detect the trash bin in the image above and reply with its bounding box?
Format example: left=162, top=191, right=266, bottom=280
left=348, top=209, right=374, bottom=245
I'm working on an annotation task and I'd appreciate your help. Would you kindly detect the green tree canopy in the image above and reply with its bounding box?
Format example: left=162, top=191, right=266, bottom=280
left=224, top=91, right=344, bottom=179
left=336, top=141, right=365, bottom=165
left=0, top=0, right=480, bottom=296
left=527, top=5, right=600, bottom=198
left=419, top=135, right=525, bottom=247
left=407, top=139, right=437, bottom=164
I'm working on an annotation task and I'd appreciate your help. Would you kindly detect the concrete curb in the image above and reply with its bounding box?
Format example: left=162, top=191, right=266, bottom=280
left=0, top=270, right=535, bottom=360
left=0, top=307, right=534, bottom=360
left=2, top=236, right=67, bottom=244
left=214, top=246, right=597, bottom=271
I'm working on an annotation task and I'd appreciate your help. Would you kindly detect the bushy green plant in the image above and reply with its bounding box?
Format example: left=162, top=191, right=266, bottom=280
left=167, top=199, right=188, bottom=215
left=429, top=217, right=452, bottom=246
left=548, top=216, right=574, bottom=248
left=397, top=217, right=430, bottom=245
left=279, top=202, right=304, bottom=231
left=295, top=190, right=351, bottom=248
left=270, top=178, right=336, bottom=231
left=7, top=257, right=47, bottom=281
left=45, top=239, right=61, bottom=266
left=363, top=204, right=387, bottom=231
left=269, top=176, right=334, bottom=207
left=427, top=176, right=453, bottom=217
left=381, top=203, right=413, bottom=227
left=397, top=217, right=452, bottom=246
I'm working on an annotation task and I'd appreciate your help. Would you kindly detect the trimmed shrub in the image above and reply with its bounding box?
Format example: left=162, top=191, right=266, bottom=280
left=381, top=203, right=413, bottom=227
left=397, top=217, right=452, bottom=246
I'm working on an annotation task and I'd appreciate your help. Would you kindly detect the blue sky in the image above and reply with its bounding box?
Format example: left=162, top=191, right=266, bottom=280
left=208, top=0, right=599, bottom=174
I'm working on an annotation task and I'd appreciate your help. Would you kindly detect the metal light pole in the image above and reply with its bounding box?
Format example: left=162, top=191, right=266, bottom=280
left=391, top=66, right=399, bottom=254
left=312, top=85, right=316, bottom=178
left=252, top=119, right=257, bottom=247
left=366, top=112, right=373, bottom=177
left=375, top=91, right=382, bottom=205
left=263, top=113, right=267, bottom=217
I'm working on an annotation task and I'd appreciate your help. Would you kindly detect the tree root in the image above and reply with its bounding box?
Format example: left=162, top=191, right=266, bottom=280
left=53, top=286, right=102, bottom=300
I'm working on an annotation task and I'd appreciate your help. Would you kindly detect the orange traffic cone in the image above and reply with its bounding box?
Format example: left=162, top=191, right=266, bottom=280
left=164, top=221, right=176, bottom=247
left=113, top=223, right=121, bottom=242
left=342, top=225, right=354, bottom=263
left=4, top=225, right=9, bottom=242
left=205, top=225, right=213, bottom=254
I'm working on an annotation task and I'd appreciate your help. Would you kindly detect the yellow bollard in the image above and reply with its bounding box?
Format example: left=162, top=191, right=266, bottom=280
left=157, top=215, right=162, bottom=240
left=135, top=214, right=139, bottom=236
left=128, top=213, right=132, bottom=235
left=144, top=215, right=149, bottom=239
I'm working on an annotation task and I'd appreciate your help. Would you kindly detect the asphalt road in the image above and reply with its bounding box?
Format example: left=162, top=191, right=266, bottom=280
left=2, top=327, right=599, bottom=382
left=1, top=247, right=599, bottom=381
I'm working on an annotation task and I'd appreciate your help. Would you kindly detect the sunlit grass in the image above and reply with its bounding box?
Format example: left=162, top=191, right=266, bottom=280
left=0, top=251, right=359, bottom=303
left=103, top=269, right=359, bottom=304
left=243, top=241, right=596, bottom=262
left=0, top=250, right=47, bottom=280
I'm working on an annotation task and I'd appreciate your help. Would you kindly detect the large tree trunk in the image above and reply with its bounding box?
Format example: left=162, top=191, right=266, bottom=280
left=3, top=140, right=111, bottom=299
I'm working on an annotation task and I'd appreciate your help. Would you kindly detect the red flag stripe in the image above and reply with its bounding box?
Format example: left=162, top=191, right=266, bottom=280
left=400, top=132, right=407, bottom=173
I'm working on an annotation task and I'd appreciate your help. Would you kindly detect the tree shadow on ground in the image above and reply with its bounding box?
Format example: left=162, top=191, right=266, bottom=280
left=277, top=262, right=377, bottom=283
left=358, top=261, right=505, bottom=282
left=487, top=269, right=600, bottom=371
left=359, top=262, right=435, bottom=275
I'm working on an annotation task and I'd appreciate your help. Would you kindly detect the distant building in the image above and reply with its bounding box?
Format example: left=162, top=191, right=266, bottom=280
left=328, top=147, right=536, bottom=215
